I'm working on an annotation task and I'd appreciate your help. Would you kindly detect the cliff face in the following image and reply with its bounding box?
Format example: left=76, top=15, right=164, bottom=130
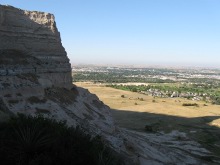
left=0, top=5, right=115, bottom=135
left=0, top=5, right=71, bottom=89
left=0, top=5, right=117, bottom=154
left=0, top=6, right=120, bottom=161
left=0, top=5, right=216, bottom=165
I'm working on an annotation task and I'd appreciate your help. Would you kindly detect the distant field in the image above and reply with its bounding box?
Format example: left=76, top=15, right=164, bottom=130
left=75, top=82, right=220, bottom=156
left=76, top=82, right=220, bottom=128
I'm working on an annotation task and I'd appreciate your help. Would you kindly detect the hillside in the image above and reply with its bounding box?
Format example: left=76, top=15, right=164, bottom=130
left=0, top=5, right=219, bottom=165
left=76, top=82, right=220, bottom=163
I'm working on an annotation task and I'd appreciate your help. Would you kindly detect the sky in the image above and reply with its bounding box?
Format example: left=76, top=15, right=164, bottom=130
left=1, top=0, right=220, bottom=68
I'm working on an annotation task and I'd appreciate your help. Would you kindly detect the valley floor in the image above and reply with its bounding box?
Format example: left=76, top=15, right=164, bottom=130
left=75, top=82, right=220, bottom=158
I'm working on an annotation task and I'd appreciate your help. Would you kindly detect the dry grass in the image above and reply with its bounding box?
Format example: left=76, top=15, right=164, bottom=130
left=75, top=82, right=220, bottom=157
left=75, top=82, right=220, bottom=129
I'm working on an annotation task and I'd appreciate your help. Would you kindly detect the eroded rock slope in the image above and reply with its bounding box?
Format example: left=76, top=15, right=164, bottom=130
left=0, top=5, right=218, bottom=165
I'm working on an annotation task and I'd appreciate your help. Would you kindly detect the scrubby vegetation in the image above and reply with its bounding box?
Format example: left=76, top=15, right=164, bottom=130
left=0, top=114, right=123, bottom=165
left=182, top=103, right=199, bottom=107
left=107, top=83, right=220, bottom=105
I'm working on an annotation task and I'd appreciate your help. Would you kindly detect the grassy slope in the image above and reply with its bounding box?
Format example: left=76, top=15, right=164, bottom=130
left=75, top=82, right=220, bottom=119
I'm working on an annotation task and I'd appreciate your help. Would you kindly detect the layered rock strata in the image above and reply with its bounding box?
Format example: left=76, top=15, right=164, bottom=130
left=0, top=5, right=218, bottom=165
left=0, top=5, right=71, bottom=88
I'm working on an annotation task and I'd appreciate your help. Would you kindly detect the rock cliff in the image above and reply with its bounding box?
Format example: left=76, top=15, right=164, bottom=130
left=0, top=5, right=72, bottom=89
left=0, top=5, right=218, bottom=165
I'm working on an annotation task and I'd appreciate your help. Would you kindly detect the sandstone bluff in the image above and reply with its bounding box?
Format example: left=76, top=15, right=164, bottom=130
left=0, top=5, right=218, bottom=165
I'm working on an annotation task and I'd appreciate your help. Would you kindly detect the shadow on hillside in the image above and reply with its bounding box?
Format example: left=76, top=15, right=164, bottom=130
left=111, top=109, right=220, bottom=157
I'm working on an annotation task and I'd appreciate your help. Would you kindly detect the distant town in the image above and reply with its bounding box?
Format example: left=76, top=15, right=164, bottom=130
left=72, top=65, right=220, bottom=105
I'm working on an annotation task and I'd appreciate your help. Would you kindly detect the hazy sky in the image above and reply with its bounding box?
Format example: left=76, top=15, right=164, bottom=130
left=1, top=0, right=220, bottom=67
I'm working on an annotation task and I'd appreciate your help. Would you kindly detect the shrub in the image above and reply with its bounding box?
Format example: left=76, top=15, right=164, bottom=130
left=0, top=114, right=123, bottom=165
left=145, top=124, right=153, bottom=132
left=131, top=88, right=137, bottom=92
left=182, top=103, right=199, bottom=107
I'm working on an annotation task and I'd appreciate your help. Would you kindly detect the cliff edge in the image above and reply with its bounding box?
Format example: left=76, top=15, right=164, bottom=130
left=0, top=5, right=72, bottom=89
left=0, top=5, right=218, bottom=165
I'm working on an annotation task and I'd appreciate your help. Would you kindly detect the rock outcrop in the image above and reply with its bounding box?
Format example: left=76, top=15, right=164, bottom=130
left=0, top=5, right=71, bottom=89
left=0, top=5, right=218, bottom=165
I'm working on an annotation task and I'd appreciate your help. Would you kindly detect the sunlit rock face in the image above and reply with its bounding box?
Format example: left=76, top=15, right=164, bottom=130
left=0, top=5, right=72, bottom=88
